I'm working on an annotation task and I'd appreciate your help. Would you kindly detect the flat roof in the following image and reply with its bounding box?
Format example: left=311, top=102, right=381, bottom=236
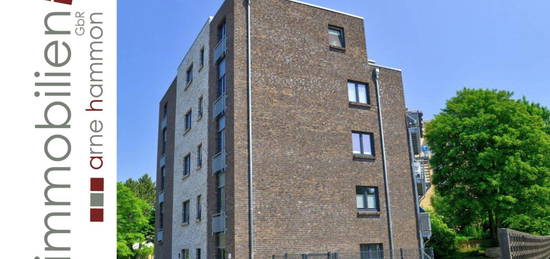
left=288, top=0, right=364, bottom=20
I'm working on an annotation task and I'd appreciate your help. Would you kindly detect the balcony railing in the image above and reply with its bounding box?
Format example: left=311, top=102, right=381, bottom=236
left=419, top=212, right=432, bottom=239
left=213, top=94, right=226, bottom=119
left=212, top=213, right=226, bottom=233
left=156, top=230, right=163, bottom=242
left=214, top=37, right=227, bottom=62
left=213, top=152, right=226, bottom=173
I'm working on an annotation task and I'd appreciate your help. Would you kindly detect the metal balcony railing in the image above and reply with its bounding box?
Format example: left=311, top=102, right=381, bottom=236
left=212, top=213, right=226, bottom=233
left=213, top=94, right=226, bottom=119
left=214, top=37, right=227, bottom=62
left=213, top=152, right=226, bottom=173
left=419, top=212, right=432, bottom=239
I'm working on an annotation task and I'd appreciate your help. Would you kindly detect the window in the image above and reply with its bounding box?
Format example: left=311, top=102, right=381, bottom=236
left=182, top=200, right=190, bottom=224
left=217, top=20, right=226, bottom=42
left=198, top=96, right=203, bottom=118
left=217, top=58, right=226, bottom=97
left=186, top=64, right=193, bottom=85
left=216, top=116, right=225, bottom=154
left=200, top=48, right=205, bottom=67
left=184, top=154, right=191, bottom=176
left=162, top=128, right=168, bottom=154
left=360, top=243, right=384, bottom=259
left=348, top=81, right=370, bottom=104
left=160, top=166, right=166, bottom=191
left=159, top=202, right=164, bottom=230
left=185, top=110, right=192, bottom=130
left=328, top=25, right=345, bottom=49
left=196, top=248, right=201, bottom=259
left=197, top=144, right=202, bottom=168
left=163, top=103, right=168, bottom=118
left=215, top=233, right=226, bottom=259
left=356, top=186, right=379, bottom=211
left=352, top=132, right=374, bottom=156
left=196, top=195, right=202, bottom=220
left=216, top=172, right=225, bottom=213
left=181, top=249, right=190, bottom=259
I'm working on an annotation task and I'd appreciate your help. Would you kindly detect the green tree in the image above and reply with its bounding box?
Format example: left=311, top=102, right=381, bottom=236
left=124, top=174, right=156, bottom=206
left=117, top=182, right=154, bottom=258
left=426, top=89, right=550, bottom=240
left=124, top=174, right=156, bottom=244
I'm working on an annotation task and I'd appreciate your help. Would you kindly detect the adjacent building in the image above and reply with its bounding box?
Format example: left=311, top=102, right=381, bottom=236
left=156, top=0, right=422, bottom=258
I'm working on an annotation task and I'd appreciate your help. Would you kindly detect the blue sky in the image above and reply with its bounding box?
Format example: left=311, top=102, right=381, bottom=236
left=118, top=0, right=550, bottom=181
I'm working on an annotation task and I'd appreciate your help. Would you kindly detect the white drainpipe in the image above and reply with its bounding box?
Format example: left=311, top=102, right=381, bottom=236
left=246, top=0, right=255, bottom=258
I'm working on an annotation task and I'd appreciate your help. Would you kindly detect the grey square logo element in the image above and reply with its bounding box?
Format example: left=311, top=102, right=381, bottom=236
left=90, top=193, right=104, bottom=207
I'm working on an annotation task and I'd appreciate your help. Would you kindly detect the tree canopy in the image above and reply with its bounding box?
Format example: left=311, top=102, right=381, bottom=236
left=117, top=176, right=155, bottom=258
left=426, top=89, right=550, bottom=240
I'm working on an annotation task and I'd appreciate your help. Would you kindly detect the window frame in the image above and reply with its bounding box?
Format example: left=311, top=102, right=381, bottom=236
left=197, top=144, right=203, bottom=168
left=348, top=81, right=370, bottom=105
left=159, top=202, right=164, bottom=230
left=356, top=186, right=380, bottom=212
left=181, top=249, right=190, bottom=259
left=360, top=243, right=384, bottom=259
left=198, top=96, right=203, bottom=118
left=185, top=110, right=193, bottom=131
left=182, top=200, right=190, bottom=224
left=196, top=248, right=201, bottom=259
left=186, top=64, right=193, bottom=85
left=160, top=166, right=165, bottom=191
left=162, top=128, right=168, bottom=155
left=328, top=25, right=346, bottom=49
left=196, top=195, right=202, bottom=221
left=183, top=153, right=191, bottom=176
left=200, top=47, right=205, bottom=68
left=352, top=131, right=375, bottom=157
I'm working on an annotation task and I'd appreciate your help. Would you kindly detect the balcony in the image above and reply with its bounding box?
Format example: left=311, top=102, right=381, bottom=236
left=156, top=230, right=163, bottom=242
left=419, top=211, right=432, bottom=239
left=212, top=152, right=226, bottom=173
left=160, top=117, right=167, bottom=129
left=158, top=191, right=164, bottom=203
left=212, top=213, right=225, bottom=233
left=212, top=95, right=226, bottom=119
left=214, top=37, right=227, bottom=62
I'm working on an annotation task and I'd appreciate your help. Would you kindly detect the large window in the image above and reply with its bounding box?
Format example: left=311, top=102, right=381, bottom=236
left=217, top=58, right=226, bottom=98
left=196, top=195, right=202, bottom=221
left=181, top=249, right=190, bottom=259
left=185, top=110, right=192, bottom=130
left=215, top=233, right=226, bottom=259
left=217, top=20, right=226, bottom=42
left=216, top=116, right=225, bottom=154
left=186, top=64, right=193, bottom=85
left=160, top=166, right=165, bottom=191
left=159, top=202, right=164, bottom=230
left=182, top=200, right=190, bottom=224
left=162, top=128, right=168, bottom=154
left=216, top=172, right=225, bottom=213
left=184, top=154, right=191, bottom=176
left=197, top=144, right=203, bottom=168
left=356, top=186, right=379, bottom=211
left=328, top=25, right=345, bottom=49
left=352, top=132, right=374, bottom=156
left=200, top=47, right=205, bottom=68
left=348, top=81, right=369, bottom=104
left=360, top=243, right=384, bottom=259
left=198, top=96, right=203, bottom=118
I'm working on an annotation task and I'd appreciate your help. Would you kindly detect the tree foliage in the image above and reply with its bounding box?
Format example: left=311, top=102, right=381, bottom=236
left=426, top=89, right=550, bottom=239
left=117, top=182, right=155, bottom=258
left=124, top=174, right=156, bottom=207
left=428, top=211, right=458, bottom=257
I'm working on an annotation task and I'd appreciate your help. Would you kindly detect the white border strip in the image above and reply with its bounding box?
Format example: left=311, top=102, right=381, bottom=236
left=369, top=63, right=402, bottom=72
left=289, top=0, right=364, bottom=20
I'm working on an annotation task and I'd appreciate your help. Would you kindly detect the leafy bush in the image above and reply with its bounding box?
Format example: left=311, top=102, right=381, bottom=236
left=428, top=212, right=458, bottom=257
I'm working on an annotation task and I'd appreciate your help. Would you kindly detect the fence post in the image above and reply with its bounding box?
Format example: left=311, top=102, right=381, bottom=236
left=498, top=228, right=512, bottom=259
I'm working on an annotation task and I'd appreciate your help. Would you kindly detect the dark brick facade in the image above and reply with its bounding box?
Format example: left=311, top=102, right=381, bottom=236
left=155, top=78, right=177, bottom=259
left=160, top=1, right=420, bottom=258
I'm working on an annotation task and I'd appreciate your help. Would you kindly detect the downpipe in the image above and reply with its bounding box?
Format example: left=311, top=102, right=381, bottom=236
left=246, top=0, right=255, bottom=258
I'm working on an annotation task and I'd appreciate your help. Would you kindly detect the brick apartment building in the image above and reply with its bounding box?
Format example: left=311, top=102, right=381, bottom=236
left=155, top=0, right=421, bottom=258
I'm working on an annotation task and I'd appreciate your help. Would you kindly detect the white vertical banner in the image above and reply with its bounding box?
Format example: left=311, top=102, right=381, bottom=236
left=0, top=0, right=116, bottom=258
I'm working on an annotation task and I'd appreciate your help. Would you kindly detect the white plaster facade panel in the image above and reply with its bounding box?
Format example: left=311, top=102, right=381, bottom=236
left=171, top=17, right=212, bottom=259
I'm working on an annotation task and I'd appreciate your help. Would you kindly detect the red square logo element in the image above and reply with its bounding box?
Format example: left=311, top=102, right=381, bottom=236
left=48, top=0, right=73, bottom=5
left=90, top=208, right=104, bottom=222
left=90, top=178, right=104, bottom=191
